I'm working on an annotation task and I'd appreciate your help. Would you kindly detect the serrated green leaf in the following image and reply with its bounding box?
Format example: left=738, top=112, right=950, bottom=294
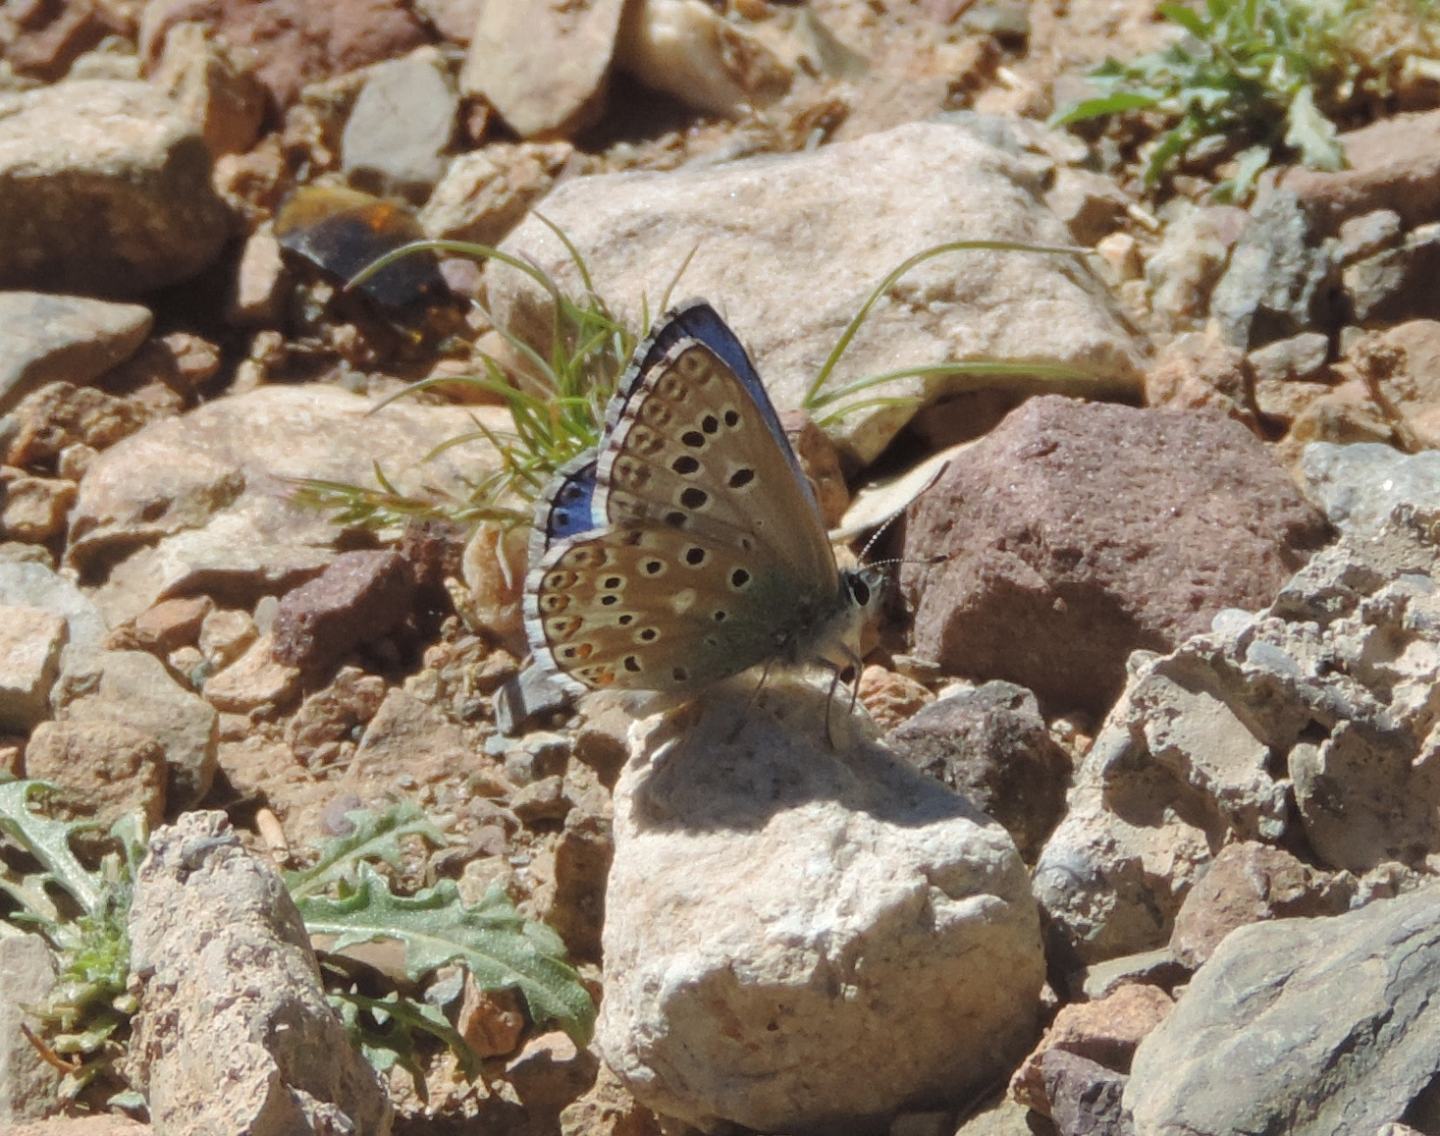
left=297, top=866, right=595, bottom=1045
left=0, top=781, right=104, bottom=916
left=285, top=801, right=449, bottom=899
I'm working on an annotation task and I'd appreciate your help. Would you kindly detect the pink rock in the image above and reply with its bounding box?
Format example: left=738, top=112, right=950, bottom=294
left=900, top=396, right=1329, bottom=713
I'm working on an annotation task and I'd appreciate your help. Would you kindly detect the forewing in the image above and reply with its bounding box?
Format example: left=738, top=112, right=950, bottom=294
left=524, top=523, right=821, bottom=693
left=594, top=336, right=837, bottom=587
left=528, top=451, right=598, bottom=567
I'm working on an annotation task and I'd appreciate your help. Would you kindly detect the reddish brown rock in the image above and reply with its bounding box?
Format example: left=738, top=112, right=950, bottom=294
left=1348, top=320, right=1440, bottom=450
left=1278, top=108, right=1440, bottom=229
left=1011, top=982, right=1174, bottom=1114
left=271, top=550, right=415, bottom=671
left=139, top=0, right=429, bottom=109
left=855, top=664, right=933, bottom=731
left=0, top=0, right=131, bottom=81
left=1143, top=331, right=1257, bottom=426
left=109, top=596, right=215, bottom=654
left=24, top=719, right=167, bottom=831
left=900, top=396, right=1330, bottom=713
left=1169, top=842, right=1354, bottom=969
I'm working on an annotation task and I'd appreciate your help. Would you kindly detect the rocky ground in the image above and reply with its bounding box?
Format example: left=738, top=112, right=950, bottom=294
left=2, top=1, right=1440, bottom=1135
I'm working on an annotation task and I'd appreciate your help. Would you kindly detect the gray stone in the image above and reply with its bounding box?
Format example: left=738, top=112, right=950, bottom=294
left=1211, top=189, right=1338, bottom=348
left=1246, top=330, right=1330, bottom=384
left=0, top=80, right=229, bottom=296
left=54, top=648, right=217, bottom=810
left=1126, top=884, right=1440, bottom=1135
left=493, top=121, right=1142, bottom=463
left=65, top=384, right=503, bottom=625
left=1300, top=441, right=1440, bottom=534
left=1035, top=509, right=1440, bottom=963
left=0, top=292, right=152, bottom=415
left=0, top=561, right=108, bottom=660
left=886, top=681, right=1070, bottom=860
left=1344, top=225, right=1440, bottom=325
left=0, top=935, right=60, bottom=1124
left=1336, top=209, right=1403, bottom=264
left=599, top=680, right=1043, bottom=1133
left=494, top=663, right=574, bottom=736
left=341, top=49, right=457, bottom=200
left=0, top=604, right=66, bottom=731
left=125, top=811, right=392, bottom=1135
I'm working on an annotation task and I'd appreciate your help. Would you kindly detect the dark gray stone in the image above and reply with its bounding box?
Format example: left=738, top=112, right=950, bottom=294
left=1126, top=885, right=1440, bottom=1135
left=494, top=663, right=574, bottom=735
left=1211, top=189, right=1339, bottom=348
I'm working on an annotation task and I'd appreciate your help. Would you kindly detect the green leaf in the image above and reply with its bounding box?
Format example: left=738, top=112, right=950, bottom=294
left=1050, top=90, right=1160, bottom=125
left=285, top=801, right=449, bottom=900
left=0, top=781, right=104, bottom=916
left=296, top=866, right=595, bottom=1045
left=1284, top=84, right=1344, bottom=170
left=1159, top=2, right=1213, bottom=40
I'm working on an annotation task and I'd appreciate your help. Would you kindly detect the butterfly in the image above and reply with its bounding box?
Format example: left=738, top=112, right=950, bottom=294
left=522, top=300, right=885, bottom=707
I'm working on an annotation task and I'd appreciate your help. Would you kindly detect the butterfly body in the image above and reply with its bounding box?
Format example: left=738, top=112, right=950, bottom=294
left=524, top=302, right=882, bottom=698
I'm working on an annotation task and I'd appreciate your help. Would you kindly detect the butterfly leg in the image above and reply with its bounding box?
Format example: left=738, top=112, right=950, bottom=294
left=727, top=655, right=779, bottom=743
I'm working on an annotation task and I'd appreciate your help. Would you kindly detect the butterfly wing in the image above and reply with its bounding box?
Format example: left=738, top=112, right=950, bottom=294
left=525, top=521, right=841, bottom=693
left=595, top=333, right=837, bottom=587
left=528, top=451, right=598, bottom=567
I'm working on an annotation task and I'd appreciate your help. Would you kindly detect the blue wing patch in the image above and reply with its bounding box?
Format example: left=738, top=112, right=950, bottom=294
left=528, top=452, right=599, bottom=565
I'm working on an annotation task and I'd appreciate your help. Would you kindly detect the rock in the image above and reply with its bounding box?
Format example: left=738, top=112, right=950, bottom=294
left=0, top=605, right=66, bottom=731
left=197, top=607, right=256, bottom=669
left=24, top=719, right=167, bottom=831
left=1077, top=949, right=1188, bottom=1001
left=505, top=1034, right=600, bottom=1134
left=1246, top=330, right=1330, bottom=386
left=783, top=409, right=850, bottom=529
left=1011, top=983, right=1172, bottom=1114
left=228, top=229, right=286, bottom=327
left=0, top=935, right=61, bottom=1124
left=1299, top=441, right=1440, bottom=535
left=0, top=80, right=229, bottom=296
left=532, top=804, right=612, bottom=962
left=1169, top=842, right=1354, bottom=969
left=855, top=665, right=933, bottom=731
left=1035, top=509, right=1439, bottom=963
left=455, top=980, right=525, bottom=1060
left=125, top=811, right=392, bottom=1135
left=510, top=774, right=572, bottom=826
left=0, top=478, right=70, bottom=540
left=599, top=680, right=1043, bottom=1133
left=1126, top=885, right=1440, bottom=1134
left=66, top=384, right=502, bottom=625
left=614, top=0, right=791, bottom=118
left=1345, top=224, right=1440, bottom=326
left=899, top=397, right=1328, bottom=713
left=271, top=550, right=415, bottom=672
left=349, top=687, right=491, bottom=797
left=886, top=681, right=1070, bottom=860
left=1142, top=330, right=1254, bottom=423
left=140, top=0, right=428, bottom=109
left=1043, top=166, right=1130, bottom=246
left=492, top=120, right=1142, bottom=462
left=461, top=0, right=626, bottom=139
left=1278, top=107, right=1440, bottom=229
left=1336, top=209, right=1403, bottom=263
left=1210, top=189, right=1338, bottom=348
left=420, top=142, right=576, bottom=246
left=148, top=20, right=267, bottom=158
left=1036, top=1050, right=1132, bottom=1136
left=494, top=663, right=575, bottom=736
left=0, top=0, right=127, bottom=81
left=201, top=633, right=302, bottom=715
left=2, top=381, right=153, bottom=467
left=53, top=649, right=217, bottom=810
left=108, top=595, right=214, bottom=655
left=341, top=48, right=457, bottom=200
left=558, top=1061, right=661, bottom=1136
left=1347, top=320, right=1440, bottom=449
left=0, top=293, right=152, bottom=415
left=0, top=562, right=107, bottom=663
left=953, top=1092, right=1039, bottom=1136
left=1143, top=201, right=1247, bottom=332
left=285, top=666, right=387, bottom=768
left=9, top=1118, right=151, bottom=1136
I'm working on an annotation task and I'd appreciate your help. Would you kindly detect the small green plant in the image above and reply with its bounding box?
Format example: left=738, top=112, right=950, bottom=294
left=1052, top=0, right=1394, bottom=199
left=0, top=787, right=593, bottom=1104
left=0, top=781, right=143, bottom=1105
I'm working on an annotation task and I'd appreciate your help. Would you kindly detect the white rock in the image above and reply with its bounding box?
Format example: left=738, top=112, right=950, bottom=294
left=598, top=679, right=1043, bottom=1132
left=492, top=120, right=1144, bottom=462
left=0, top=604, right=66, bottom=731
